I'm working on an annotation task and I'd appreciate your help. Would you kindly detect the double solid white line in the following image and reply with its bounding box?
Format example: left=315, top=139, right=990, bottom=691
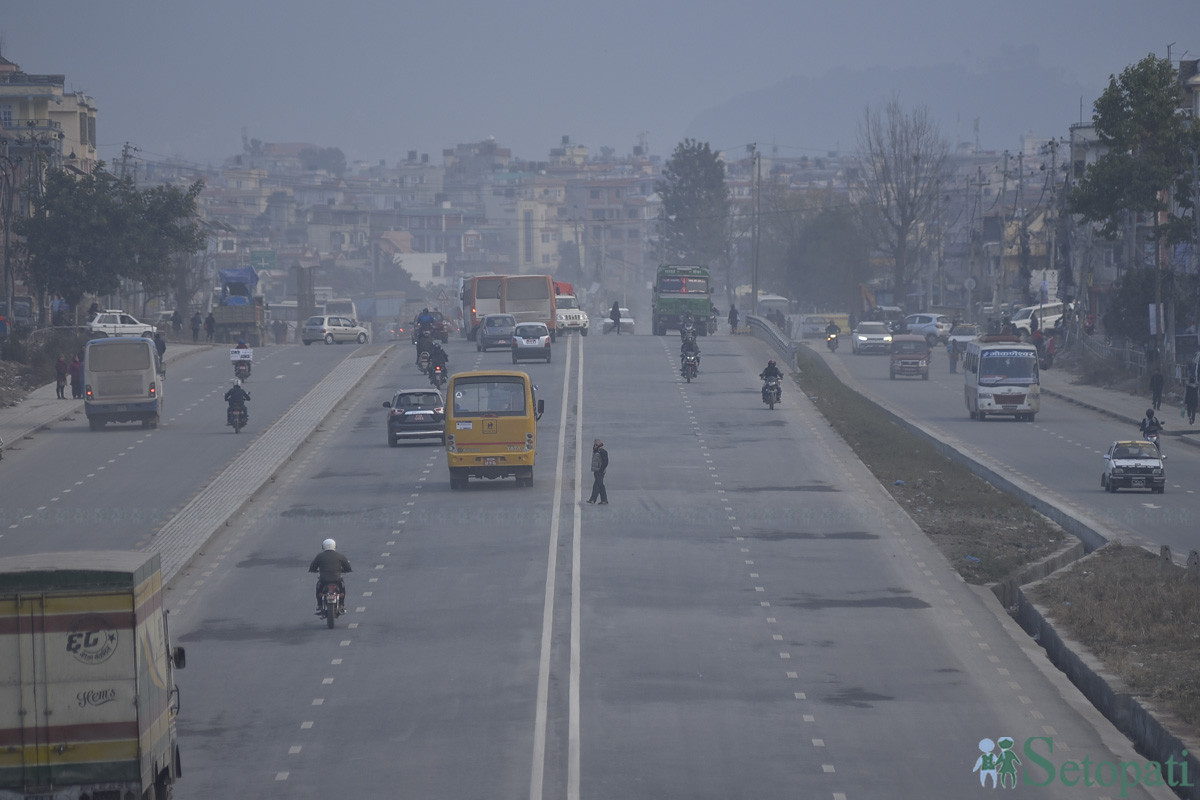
left=530, top=334, right=584, bottom=800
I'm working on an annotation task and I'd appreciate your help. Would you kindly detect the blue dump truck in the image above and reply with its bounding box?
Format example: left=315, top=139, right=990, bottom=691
left=211, top=267, right=267, bottom=345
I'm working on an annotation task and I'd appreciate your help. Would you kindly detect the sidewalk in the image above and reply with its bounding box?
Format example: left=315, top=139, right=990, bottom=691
left=0, top=343, right=211, bottom=456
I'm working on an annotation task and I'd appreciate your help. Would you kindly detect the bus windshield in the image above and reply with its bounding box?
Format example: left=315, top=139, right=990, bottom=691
left=452, top=376, right=528, bottom=416
left=978, top=350, right=1039, bottom=386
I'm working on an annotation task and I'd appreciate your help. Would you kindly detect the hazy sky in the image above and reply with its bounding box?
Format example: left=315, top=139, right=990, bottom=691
left=3, top=1, right=1198, bottom=167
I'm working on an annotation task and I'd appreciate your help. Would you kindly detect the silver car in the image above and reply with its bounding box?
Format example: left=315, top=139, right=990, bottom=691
left=302, top=315, right=369, bottom=345
left=511, top=322, right=552, bottom=363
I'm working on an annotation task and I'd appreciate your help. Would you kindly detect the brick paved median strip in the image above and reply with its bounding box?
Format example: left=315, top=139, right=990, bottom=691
left=154, top=349, right=388, bottom=581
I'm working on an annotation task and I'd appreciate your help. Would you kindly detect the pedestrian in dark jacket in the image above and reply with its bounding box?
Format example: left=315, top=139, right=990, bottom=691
left=153, top=332, right=167, bottom=360
left=586, top=438, right=609, bottom=504
left=728, top=304, right=739, bottom=333
left=191, top=312, right=202, bottom=342
left=55, top=355, right=68, bottom=399
left=68, top=354, right=84, bottom=399
left=1150, top=369, right=1164, bottom=411
left=609, top=302, right=622, bottom=335
left=204, top=313, right=216, bottom=342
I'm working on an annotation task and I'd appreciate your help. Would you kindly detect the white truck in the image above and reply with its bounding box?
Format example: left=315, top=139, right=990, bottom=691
left=0, top=551, right=186, bottom=800
left=553, top=281, right=589, bottom=336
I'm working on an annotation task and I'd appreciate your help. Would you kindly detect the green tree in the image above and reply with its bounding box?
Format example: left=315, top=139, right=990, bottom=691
left=855, top=100, right=949, bottom=310
left=299, top=147, right=347, bottom=177
left=18, top=166, right=205, bottom=317
left=657, top=139, right=731, bottom=275
left=786, top=204, right=872, bottom=312
left=1068, top=54, right=1200, bottom=341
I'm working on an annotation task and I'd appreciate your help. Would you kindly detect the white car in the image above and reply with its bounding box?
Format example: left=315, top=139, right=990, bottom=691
left=851, top=321, right=892, bottom=354
left=555, top=296, right=590, bottom=336
left=86, top=310, right=156, bottom=338
left=601, top=308, right=636, bottom=335
left=904, top=313, right=951, bottom=345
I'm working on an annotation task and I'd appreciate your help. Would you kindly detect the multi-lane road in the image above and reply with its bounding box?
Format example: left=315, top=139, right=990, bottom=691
left=2, top=329, right=1176, bottom=798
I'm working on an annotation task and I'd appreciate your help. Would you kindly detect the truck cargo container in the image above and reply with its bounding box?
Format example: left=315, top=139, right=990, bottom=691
left=0, top=551, right=186, bottom=800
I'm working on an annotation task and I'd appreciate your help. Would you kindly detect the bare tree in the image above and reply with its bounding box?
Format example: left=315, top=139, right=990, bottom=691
left=855, top=99, right=948, bottom=310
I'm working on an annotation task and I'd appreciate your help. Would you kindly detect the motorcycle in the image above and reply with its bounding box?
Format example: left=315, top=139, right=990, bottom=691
left=826, top=332, right=839, bottom=352
left=428, top=363, right=446, bottom=388
left=231, top=346, right=253, bottom=381
left=762, top=377, right=782, bottom=410
left=681, top=353, right=699, bottom=383
left=318, top=581, right=345, bottom=628
left=227, top=405, right=248, bottom=434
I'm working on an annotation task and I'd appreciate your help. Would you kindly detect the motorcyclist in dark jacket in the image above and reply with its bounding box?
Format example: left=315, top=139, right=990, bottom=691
left=224, top=380, right=250, bottom=424
left=309, top=538, right=352, bottom=613
left=680, top=335, right=701, bottom=373
left=427, top=341, right=449, bottom=384
left=1140, top=408, right=1164, bottom=453
left=760, top=359, right=783, bottom=381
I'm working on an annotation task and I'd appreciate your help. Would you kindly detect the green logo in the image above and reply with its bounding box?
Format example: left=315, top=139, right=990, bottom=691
left=973, top=736, right=1194, bottom=796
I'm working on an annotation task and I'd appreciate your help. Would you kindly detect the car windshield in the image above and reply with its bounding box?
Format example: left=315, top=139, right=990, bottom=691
left=892, top=341, right=928, bottom=354
left=487, top=316, right=515, bottom=328
left=304, top=316, right=324, bottom=326
left=857, top=323, right=888, bottom=334
left=1116, top=445, right=1158, bottom=459
left=515, top=325, right=544, bottom=337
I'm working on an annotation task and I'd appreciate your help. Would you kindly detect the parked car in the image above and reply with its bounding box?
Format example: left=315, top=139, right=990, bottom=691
left=851, top=321, right=892, bottom=354
left=301, top=315, right=369, bottom=345
left=512, top=322, right=552, bottom=363
left=383, top=389, right=445, bottom=446
left=904, top=313, right=951, bottom=345
left=601, top=307, right=636, bottom=335
left=889, top=335, right=931, bottom=380
left=1101, top=440, right=1165, bottom=493
left=86, top=310, right=156, bottom=338
left=1012, top=302, right=1067, bottom=335
left=477, top=314, right=517, bottom=351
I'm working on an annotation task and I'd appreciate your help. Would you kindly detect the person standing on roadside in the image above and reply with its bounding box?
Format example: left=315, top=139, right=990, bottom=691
left=1150, top=369, right=1164, bottom=412
left=191, top=311, right=202, bottom=342
left=586, top=438, right=609, bottom=504
left=204, top=312, right=216, bottom=342
left=68, top=354, right=84, bottom=399
left=728, top=304, right=739, bottom=334
left=55, top=355, right=68, bottom=399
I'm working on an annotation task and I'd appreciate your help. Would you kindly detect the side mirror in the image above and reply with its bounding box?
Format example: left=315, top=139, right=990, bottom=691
left=172, top=646, right=187, bottom=669
left=536, top=398, right=545, bottom=420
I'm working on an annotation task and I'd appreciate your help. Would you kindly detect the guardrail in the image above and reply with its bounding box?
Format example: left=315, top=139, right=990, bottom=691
left=746, top=314, right=797, bottom=367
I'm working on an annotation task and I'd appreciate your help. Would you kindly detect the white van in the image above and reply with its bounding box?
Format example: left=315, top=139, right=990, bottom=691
left=1012, top=302, right=1066, bottom=334
left=83, top=337, right=165, bottom=430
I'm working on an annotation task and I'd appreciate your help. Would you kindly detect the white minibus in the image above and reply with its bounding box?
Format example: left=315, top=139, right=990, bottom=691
left=963, top=336, right=1040, bottom=421
left=83, top=337, right=165, bottom=430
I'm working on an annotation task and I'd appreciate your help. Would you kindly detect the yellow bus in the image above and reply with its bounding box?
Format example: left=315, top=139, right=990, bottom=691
left=445, top=370, right=544, bottom=489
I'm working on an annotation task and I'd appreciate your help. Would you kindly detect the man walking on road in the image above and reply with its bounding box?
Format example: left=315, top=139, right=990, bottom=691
left=587, top=438, right=609, bottom=504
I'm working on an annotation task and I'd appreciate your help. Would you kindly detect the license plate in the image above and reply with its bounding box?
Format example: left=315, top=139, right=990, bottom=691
left=411, top=414, right=430, bottom=420
left=1131, top=478, right=1145, bottom=487
left=114, top=404, right=127, bottom=412
left=483, top=457, right=498, bottom=466
left=525, top=338, right=538, bottom=344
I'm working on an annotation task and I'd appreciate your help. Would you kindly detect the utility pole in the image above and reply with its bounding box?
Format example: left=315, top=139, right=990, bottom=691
left=748, top=143, right=760, bottom=316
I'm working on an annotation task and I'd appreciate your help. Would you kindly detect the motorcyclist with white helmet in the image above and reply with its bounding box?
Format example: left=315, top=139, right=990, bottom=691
left=309, top=538, right=352, bottom=614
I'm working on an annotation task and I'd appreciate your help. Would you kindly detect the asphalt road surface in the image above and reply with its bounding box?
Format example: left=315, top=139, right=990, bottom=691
left=160, top=330, right=1172, bottom=799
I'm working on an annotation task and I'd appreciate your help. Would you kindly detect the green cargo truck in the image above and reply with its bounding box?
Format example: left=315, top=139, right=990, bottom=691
left=0, top=551, right=186, bottom=800
left=651, top=265, right=714, bottom=336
